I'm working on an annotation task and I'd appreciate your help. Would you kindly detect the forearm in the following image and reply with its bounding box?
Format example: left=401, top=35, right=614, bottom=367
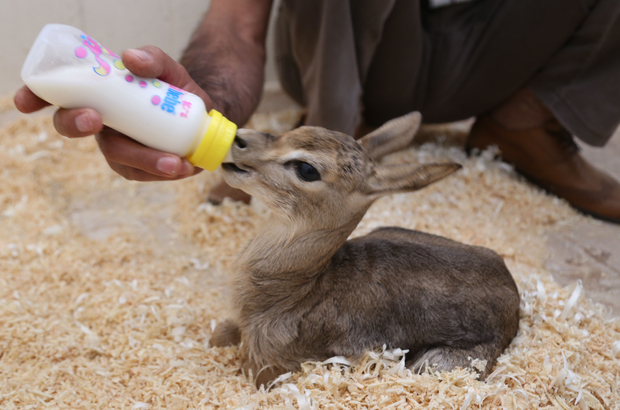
left=180, top=0, right=273, bottom=126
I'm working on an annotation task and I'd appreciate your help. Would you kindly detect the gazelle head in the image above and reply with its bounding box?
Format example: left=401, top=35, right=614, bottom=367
left=222, top=112, right=460, bottom=230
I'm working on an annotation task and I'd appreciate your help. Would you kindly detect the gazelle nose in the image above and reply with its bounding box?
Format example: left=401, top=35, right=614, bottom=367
left=235, top=128, right=261, bottom=149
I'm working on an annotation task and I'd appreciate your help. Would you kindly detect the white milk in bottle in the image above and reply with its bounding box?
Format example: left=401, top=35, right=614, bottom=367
left=21, top=24, right=236, bottom=171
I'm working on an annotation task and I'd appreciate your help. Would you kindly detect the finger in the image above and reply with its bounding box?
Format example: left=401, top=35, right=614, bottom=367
left=95, top=130, right=197, bottom=179
left=122, top=46, right=195, bottom=89
left=14, top=86, right=50, bottom=113
left=53, top=108, right=103, bottom=138
left=107, top=161, right=197, bottom=182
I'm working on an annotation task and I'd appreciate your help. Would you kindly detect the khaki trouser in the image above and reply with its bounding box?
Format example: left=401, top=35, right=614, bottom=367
left=275, top=0, right=620, bottom=146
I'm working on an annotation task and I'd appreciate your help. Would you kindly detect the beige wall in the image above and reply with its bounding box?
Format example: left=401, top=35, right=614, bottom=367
left=1, top=0, right=280, bottom=96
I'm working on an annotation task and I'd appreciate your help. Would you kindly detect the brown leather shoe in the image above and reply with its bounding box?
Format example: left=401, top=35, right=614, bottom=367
left=467, top=114, right=620, bottom=224
left=207, top=179, right=252, bottom=205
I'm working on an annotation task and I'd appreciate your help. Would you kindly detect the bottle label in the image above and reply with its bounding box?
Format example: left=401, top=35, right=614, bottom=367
left=74, top=31, right=195, bottom=119
left=75, top=34, right=125, bottom=76
left=160, top=85, right=193, bottom=118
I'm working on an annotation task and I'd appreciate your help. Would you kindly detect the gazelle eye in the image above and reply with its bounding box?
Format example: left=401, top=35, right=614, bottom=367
left=295, top=161, right=321, bottom=182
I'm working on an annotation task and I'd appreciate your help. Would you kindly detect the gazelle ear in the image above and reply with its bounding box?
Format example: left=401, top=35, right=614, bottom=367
left=358, top=112, right=422, bottom=161
left=366, top=162, right=461, bottom=197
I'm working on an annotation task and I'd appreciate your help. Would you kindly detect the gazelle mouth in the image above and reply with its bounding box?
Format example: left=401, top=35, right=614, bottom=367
left=222, top=162, right=250, bottom=174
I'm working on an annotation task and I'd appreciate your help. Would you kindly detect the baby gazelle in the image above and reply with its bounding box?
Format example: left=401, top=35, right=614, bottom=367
left=212, top=112, right=520, bottom=387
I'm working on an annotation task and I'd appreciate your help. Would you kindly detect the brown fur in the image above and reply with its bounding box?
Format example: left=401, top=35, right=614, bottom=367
left=213, top=112, right=520, bottom=387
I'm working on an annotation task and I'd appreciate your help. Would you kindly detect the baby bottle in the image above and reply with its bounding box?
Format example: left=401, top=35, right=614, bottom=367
left=21, top=24, right=237, bottom=171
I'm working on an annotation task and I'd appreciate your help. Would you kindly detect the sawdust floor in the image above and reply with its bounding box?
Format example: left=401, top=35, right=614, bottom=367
left=1, top=94, right=620, bottom=409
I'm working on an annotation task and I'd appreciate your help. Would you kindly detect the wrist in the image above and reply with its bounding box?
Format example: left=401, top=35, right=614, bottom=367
left=180, top=0, right=272, bottom=125
left=181, top=33, right=265, bottom=126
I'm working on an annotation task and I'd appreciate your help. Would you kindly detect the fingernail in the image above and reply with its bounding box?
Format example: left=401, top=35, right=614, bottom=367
left=156, top=157, right=178, bottom=176
left=76, top=113, right=93, bottom=133
left=127, top=49, right=151, bottom=62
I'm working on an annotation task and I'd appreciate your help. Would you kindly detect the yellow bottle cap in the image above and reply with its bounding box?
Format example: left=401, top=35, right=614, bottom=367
left=188, top=109, right=237, bottom=172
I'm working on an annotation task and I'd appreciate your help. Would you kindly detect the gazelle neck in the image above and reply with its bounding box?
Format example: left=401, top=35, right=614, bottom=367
left=238, top=212, right=365, bottom=284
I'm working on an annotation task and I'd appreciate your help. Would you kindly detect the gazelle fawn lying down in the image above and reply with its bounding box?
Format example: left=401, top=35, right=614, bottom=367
left=212, top=112, right=520, bottom=387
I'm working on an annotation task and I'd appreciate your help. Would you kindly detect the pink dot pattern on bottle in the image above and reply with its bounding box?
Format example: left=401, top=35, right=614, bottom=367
left=125, top=75, right=134, bottom=82
left=75, top=46, right=87, bottom=59
left=151, top=95, right=161, bottom=105
left=139, top=81, right=147, bottom=88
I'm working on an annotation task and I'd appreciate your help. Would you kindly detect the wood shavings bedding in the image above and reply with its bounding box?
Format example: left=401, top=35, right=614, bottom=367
left=0, top=96, right=618, bottom=409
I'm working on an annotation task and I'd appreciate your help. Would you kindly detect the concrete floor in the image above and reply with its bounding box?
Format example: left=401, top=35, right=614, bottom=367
left=2, top=90, right=620, bottom=317
left=545, top=134, right=620, bottom=317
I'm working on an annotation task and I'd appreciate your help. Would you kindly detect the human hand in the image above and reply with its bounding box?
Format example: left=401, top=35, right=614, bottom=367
left=14, top=46, right=212, bottom=181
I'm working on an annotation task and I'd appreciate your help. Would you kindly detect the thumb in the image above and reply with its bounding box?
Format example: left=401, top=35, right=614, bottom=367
left=121, top=46, right=212, bottom=107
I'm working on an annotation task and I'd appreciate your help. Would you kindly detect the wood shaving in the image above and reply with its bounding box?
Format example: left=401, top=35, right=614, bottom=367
left=1, top=95, right=618, bottom=409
